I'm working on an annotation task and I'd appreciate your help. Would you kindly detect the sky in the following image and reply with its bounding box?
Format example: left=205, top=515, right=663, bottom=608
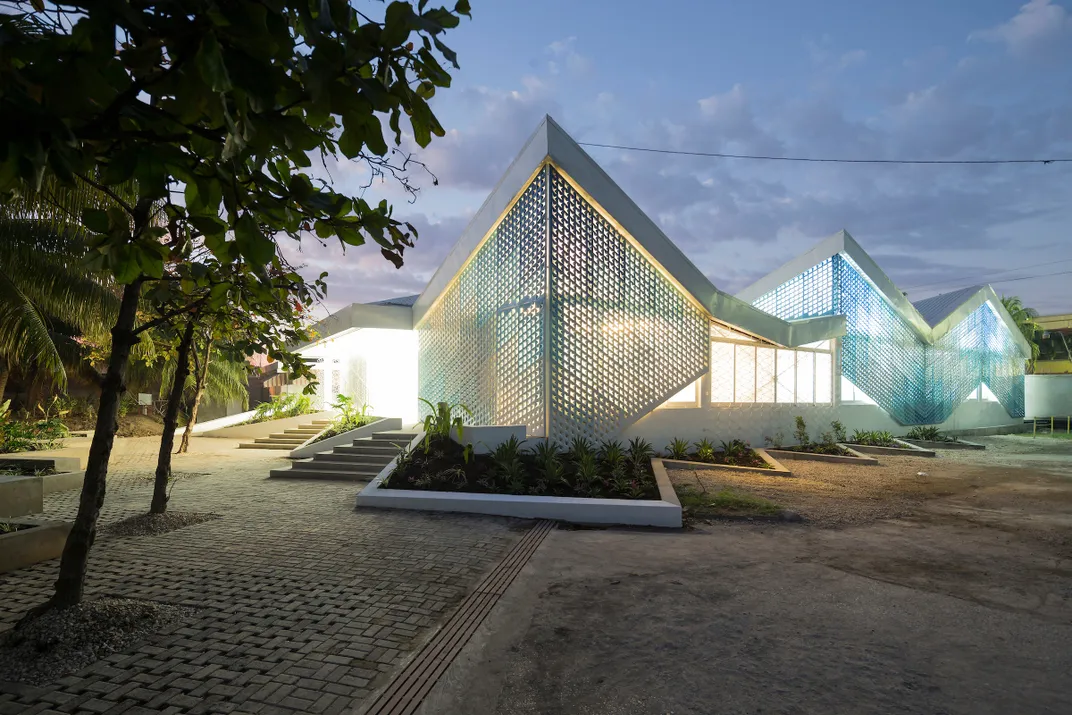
left=287, top=0, right=1072, bottom=319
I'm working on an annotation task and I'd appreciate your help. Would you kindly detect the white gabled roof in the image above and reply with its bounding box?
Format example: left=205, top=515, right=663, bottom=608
left=413, top=115, right=844, bottom=348
left=736, top=230, right=1032, bottom=357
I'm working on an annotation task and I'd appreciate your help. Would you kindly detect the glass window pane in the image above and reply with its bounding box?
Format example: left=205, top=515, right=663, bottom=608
left=710, top=342, right=735, bottom=403
left=663, top=379, right=698, bottom=406
left=735, top=345, right=756, bottom=403
left=796, top=351, right=814, bottom=403
left=815, top=351, right=832, bottom=403
left=776, top=350, right=795, bottom=403
left=799, top=339, right=831, bottom=351
left=756, top=347, right=776, bottom=403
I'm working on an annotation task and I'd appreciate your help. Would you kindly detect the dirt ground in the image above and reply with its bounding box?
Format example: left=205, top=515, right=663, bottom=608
left=418, top=435, right=1072, bottom=715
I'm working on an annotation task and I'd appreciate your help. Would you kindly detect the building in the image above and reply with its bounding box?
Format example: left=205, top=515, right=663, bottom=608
left=297, top=116, right=1030, bottom=445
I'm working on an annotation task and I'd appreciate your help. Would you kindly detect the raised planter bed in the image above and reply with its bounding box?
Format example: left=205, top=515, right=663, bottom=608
left=846, top=438, right=936, bottom=458
left=288, top=417, right=401, bottom=459
left=901, top=438, right=985, bottom=451
left=0, top=519, right=72, bottom=573
left=354, top=433, right=682, bottom=528
left=42, top=471, right=85, bottom=494
left=765, top=444, right=879, bottom=465
left=658, top=448, right=792, bottom=476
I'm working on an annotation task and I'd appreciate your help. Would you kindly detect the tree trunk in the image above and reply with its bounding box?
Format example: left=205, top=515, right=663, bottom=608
left=49, top=278, right=144, bottom=609
left=151, top=318, right=196, bottom=514
left=178, top=337, right=211, bottom=454
left=0, top=359, right=9, bottom=402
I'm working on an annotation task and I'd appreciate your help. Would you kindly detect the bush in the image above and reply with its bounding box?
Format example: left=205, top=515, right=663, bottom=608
left=311, top=394, right=377, bottom=443
left=849, top=429, right=896, bottom=447
left=905, top=426, right=953, bottom=442
left=249, top=393, right=314, bottom=424
left=0, top=399, right=69, bottom=454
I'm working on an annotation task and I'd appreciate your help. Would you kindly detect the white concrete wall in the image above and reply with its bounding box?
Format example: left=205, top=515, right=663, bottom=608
left=1025, top=374, right=1072, bottom=418
left=624, top=398, right=1018, bottom=448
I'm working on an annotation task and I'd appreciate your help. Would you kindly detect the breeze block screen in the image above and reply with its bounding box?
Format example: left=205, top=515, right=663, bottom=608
left=547, top=168, right=709, bottom=444
left=751, top=254, right=1025, bottom=424
left=417, top=164, right=709, bottom=442
left=417, top=170, right=548, bottom=436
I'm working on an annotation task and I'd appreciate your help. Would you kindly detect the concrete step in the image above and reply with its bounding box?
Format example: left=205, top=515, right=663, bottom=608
left=294, top=460, right=383, bottom=475
left=239, top=442, right=293, bottom=450
left=310, top=420, right=333, bottom=426
left=284, top=428, right=322, bottom=435
left=332, top=444, right=403, bottom=457
left=268, top=466, right=374, bottom=481
left=311, top=452, right=392, bottom=466
left=372, top=431, right=419, bottom=440
left=269, top=432, right=314, bottom=440
left=257, top=437, right=305, bottom=444
left=347, top=438, right=411, bottom=448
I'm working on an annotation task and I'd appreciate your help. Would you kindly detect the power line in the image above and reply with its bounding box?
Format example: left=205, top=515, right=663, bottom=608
left=578, top=141, right=1072, bottom=165
left=903, top=258, right=1072, bottom=291
left=916, top=269, right=1072, bottom=296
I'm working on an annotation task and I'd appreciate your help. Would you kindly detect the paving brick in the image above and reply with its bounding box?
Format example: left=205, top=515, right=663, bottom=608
left=0, top=437, right=522, bottom=715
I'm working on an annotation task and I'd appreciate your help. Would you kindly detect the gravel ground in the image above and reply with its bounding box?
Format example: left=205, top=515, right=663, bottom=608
left=100, top=511, right=221, bottom=537
left=668, top=435, right=1072, bottom=530
left=0, top=598, right=196, bottom=686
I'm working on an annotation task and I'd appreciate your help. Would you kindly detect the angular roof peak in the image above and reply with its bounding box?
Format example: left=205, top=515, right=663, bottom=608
left=412, top=115, right=843, bottom=347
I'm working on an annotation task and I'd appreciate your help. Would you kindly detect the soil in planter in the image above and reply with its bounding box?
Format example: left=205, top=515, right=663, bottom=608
left=0, top=522, right=37, bottom=534
left=383, top=436, right=659, bottom=500
left=779, top=443, right=856, bottom=457
left=0, top=465, right=57, bottom=477
left=674, top=449, right=773, bottom=469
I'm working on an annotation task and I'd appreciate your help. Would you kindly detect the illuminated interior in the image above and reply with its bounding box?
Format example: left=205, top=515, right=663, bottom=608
left=299, top=328, right=418, bottom=424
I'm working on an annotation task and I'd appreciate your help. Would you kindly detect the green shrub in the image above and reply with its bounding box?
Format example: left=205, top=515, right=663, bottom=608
left=250, top=393, right=314, bottom=424
left=793, top=416, right=810, bottom=446
left=694, top=438, right=716, bottom=462
left=665, top=437, right=690, bottom=460
left=0, top=399, right=69, bottom=453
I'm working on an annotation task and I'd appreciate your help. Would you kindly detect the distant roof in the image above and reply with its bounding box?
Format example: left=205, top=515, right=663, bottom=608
left=368, top=294, right=419, bottom=307
left=912, top=285, right=985, bottom=327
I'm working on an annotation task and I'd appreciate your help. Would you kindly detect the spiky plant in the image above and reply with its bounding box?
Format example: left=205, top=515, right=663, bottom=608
left=694, top=438, right=716, bottom=462
left=665, top=437, right=690, bottom=460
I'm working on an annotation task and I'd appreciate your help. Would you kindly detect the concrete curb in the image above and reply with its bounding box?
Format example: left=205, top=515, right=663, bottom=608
left=847, top=438, right=937, bottom=458
left=766, top=445, right=880, bottom=465
left=901, top=438, right=985, bottom=450
left=658, top=448, right=792, bottom=476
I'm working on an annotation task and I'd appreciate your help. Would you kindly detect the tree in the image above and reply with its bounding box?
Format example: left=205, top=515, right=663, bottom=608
left=1, top=0, right=469, bottom=612
left=1000, top=295, right=1041, bottom=367
left=148, top=257, right=320, bottom=514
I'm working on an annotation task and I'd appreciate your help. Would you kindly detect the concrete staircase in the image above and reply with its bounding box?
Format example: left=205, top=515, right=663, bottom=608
left=238, top=419, right=333, bottom=450
left=269, top=430, right=418, bottom=481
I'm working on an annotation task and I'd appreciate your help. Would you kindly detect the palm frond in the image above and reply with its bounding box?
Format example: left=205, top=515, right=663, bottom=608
left=0, top=270, right=66, bottom=386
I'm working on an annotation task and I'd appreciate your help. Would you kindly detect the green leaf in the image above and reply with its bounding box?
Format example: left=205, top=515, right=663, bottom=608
left=82, top=208, right=110, bottom=234
left=234, top=213, right=275, bottom=266
left=196, top=34, right=232, bottom=92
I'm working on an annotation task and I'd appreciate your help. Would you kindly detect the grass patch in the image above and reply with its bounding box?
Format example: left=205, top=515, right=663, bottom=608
left=1032, top=431, right=1072, bottom=440
left=676, top=485, right=782, bottom=518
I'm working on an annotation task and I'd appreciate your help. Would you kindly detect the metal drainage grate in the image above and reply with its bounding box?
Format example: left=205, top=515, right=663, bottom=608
left=362, top=519, right=556, bottom=715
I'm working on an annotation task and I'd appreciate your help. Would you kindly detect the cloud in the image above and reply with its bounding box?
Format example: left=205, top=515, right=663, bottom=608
left=696, top=84, right=784, bottom=154
left=970, top=0, right=1072, bottom=55
left=415, top=78, right=560, bottom=192
left=545, top=36, right=593, bottom=76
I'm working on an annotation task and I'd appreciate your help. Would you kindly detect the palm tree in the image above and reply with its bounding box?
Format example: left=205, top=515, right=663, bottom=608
left=0, top=179, right=120, bottom=395
left=1000, top=295, right=1041, bottom=367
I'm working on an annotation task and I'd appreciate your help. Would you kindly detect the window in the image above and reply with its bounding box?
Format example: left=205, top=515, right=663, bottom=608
left=710, top=324, right=833, bottom=405
left=970, top=383, right=999, bottom=402
left=660, top=379, right=700, bottom=408
left=840, top=376, right=877, bottom=405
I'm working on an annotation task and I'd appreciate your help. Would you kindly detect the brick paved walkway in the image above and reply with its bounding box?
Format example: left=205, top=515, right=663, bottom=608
left=0, top=438, right=524, bottom=715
